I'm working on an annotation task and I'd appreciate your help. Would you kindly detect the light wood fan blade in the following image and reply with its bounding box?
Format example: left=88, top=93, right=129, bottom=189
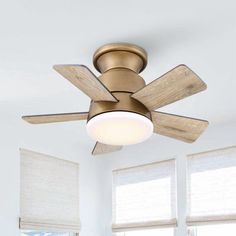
left=92, top=142, right=122, bottom=155
left=53, top=64, right=118, bottom=102
left=132, top=65, right=207, bottom=110
left=152, top=111, right=208, bottom=143
left=22, top=112, right=88, bottom=124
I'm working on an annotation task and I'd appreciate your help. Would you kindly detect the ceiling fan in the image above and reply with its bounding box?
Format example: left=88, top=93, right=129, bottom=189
left=22, top=43, right=209, bottom=155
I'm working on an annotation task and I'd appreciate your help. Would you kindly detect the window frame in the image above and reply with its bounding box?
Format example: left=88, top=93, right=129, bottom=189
left=186, top=146, right=236, bottom=235
left=20, top=149, right=80, bottom=234
left=186, top=146, right=236, bottom=225
left=112, top=158, right=177, bottom=234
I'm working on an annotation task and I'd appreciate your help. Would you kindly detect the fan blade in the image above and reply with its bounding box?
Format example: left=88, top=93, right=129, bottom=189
left=22, top=112, right=88, bottom=124
left=152, top=111, right=208, bottom=143
left=53, top=64, right=118, bottom=102
left=92, top=142, right=122, bottom=155
left=132, top=65, right=207, bottom=110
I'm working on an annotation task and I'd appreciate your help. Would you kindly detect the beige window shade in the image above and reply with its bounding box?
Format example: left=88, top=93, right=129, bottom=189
left=20, top=149, right=80, bottom=232
left=112, top=159, right=177, bottom=232
left=187, top=146, right=236, bottom=226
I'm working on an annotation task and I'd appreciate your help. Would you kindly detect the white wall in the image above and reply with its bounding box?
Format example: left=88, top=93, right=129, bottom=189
left=1, top=100, right=236, bottom=236
left=100, top=120, right=236, bottom=236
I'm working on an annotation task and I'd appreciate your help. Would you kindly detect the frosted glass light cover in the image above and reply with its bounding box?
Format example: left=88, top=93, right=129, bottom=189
left=86, top=111, right=153, bottom=145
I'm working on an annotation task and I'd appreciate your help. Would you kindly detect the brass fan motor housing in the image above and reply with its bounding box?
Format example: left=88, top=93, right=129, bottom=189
left=89, top=43, right=150, bottom=120
left=88, top=92, right=151, bottom=120
left=99, top=68, right=146, bottom=93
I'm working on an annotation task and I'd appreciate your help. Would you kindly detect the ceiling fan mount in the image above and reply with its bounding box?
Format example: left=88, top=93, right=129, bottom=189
left=22, top=42, right=209, bottom=155
left=93, top=43, right=148, bottom=73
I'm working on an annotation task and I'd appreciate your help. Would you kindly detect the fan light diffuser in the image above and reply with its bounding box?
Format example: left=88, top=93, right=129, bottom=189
left=86, top=111, right=153, bottom=145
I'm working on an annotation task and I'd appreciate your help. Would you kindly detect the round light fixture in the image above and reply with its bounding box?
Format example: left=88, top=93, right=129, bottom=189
left=86, top=111, right=153, bottom=146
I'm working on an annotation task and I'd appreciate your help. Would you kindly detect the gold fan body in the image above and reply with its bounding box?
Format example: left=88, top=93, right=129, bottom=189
left=89, top=43, right=150, bottom=121
left=22, top=42, right=208, bottom=155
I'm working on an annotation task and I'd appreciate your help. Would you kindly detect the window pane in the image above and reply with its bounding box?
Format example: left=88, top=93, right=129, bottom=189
left=190, top=166, right=236, bottom=216
left=113, top=160, right=176, bottom=225
left=116, top=228, right=174, bottom=236
left=115, top=176, right=172, bottom=222
left=190, top=224, right=236, bottom=236
left=187, top=147, right=236, bottom=218
left=21, top=231, right=76, bottom=236
left=20, top=149, right=80, bottom=232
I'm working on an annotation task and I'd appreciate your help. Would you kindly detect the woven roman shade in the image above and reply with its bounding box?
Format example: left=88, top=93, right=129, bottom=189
left=112, top=159, right=177, bottom=232
left=20, top=149, right=80, bottom=232
left=187, top=146, right=236, bottom=226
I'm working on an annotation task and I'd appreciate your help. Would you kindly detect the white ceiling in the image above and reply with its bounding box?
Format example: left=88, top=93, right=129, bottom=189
left=1, top=0, right=236, bottom=125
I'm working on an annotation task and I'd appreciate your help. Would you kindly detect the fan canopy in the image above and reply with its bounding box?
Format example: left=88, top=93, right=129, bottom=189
left=93, top=43, right=148, bottom=73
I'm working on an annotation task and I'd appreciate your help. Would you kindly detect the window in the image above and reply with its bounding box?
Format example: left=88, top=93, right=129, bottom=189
left=116, top=228, right=174, bottom=236
left=187, top=146, right=236, bottom=235
left=21, top=231, right=76, bottom=236
left=20, top=149, right=80, bottom=234
left=112, top=159, right=176, bottom=234
left=188, top=224, right=236, bottom=236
